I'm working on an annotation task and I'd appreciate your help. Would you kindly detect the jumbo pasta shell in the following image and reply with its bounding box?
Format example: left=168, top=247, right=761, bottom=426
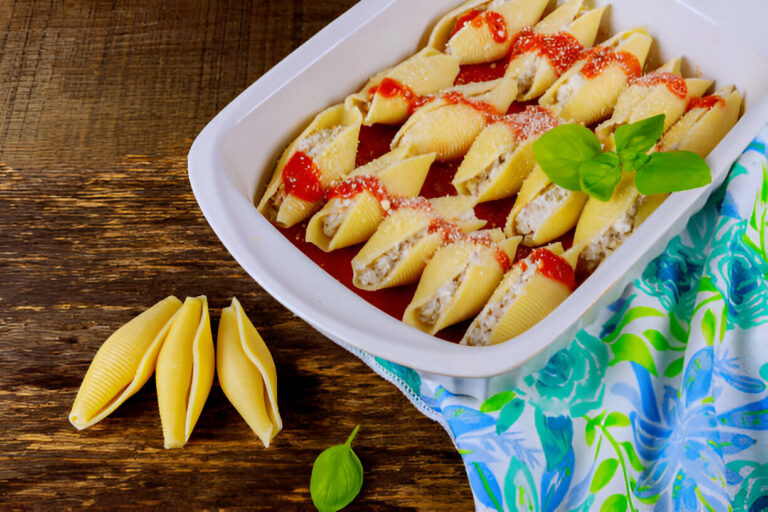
left=427, top=0, right=490, bottom=53
left=595, top=59, right=713, bottom=142
left=306, top=192, right=384, bottom=252
left=573, top=173, right=638, bottom=249
left=404, top=232, right=520, bottom=334
left=484, top=272, right=572, bottom=344
left=659, top=86, right=742, bottom=158
left=505, top=164, right=551, bottom=235
left=156, top=296, right=214, bottom=449
left=392, top=78, right=518, bottom=161
left=446, top=0, right=549, bottom=64
left=516, top=184, right=588, bottom=246
left=217, top=297, right=282, bottom=448
left=257, top=104, right=363, bottom=227
left=540, top=29, right=652, bottom=125
left=357, top=48, right=460, bottom=125
left=69, top=296, right=182, bottom=430
left=634, top=193, right=668, bottom=228
left=453, top=122, right=517, bottom=195
left=351, top=208, right=437, bottom=290
left=508, top=5, right=606, bottom=101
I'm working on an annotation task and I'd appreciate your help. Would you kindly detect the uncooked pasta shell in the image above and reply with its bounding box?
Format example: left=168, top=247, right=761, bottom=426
left=217, top=297, right=282, bottom=448
left=69, top=296, right=182, bottom=431
left=156, top=296, right=214, bottom=449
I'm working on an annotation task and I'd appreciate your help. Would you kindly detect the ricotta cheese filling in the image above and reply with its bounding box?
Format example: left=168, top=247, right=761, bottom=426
left=416, top=265, right=468, bottom=326
left=297, top=126, right=344, bottom=159
left=556, top=73, right=584, bottom=107
left=515, top=184, right=570, bottom=243
left=463, top=261, right=538, bottom=346
left=464, top=150, right=511, bottom=196
left=355, top=228, right=428, bottom=287
left=322, top=198, right=353, bottom=238
left=580, top=197, right=640, bottom=272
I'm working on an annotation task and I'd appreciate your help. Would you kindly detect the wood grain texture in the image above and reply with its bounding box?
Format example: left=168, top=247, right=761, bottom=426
left=0, top=1, right=474, bottom=509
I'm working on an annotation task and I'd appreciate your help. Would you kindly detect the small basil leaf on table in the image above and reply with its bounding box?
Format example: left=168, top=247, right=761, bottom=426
left=579, top=152, right=621, bottom=202
left=614, top=114, right=666, bottom=168
left=635, top=151, right=712, bottom=195
left=310, top=425, right=363, bottom=512
left=533, top=123, right=602, bottom=191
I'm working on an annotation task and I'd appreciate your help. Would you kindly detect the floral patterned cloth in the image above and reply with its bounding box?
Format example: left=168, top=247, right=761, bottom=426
left=351, top=125, right=768, bottom=511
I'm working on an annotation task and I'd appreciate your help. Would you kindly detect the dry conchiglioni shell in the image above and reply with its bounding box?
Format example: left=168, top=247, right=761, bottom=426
left=69, top=295, right=183, bottom=431
left=217, top=297, right=282, bottom=448
left=155, top=295, right=214, bottom=449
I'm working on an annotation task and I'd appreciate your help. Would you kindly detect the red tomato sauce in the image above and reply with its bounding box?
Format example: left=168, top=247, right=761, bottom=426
left=631, top=72, right=687, bottom=99
left=282, top=151, right=324, bottom=202
left=528, top=248, right=576, bottom=290
left=580, top=47, right=642, bottom=80
left=508, top=27, right=584, bottom=76
left=686, top=94, right=725, bottom=112
left=450, top=9, right=484, bottom=39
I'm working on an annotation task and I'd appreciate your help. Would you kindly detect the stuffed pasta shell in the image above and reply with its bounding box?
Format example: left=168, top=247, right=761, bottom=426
left=346, top=48, right=460, bottom=126
left=403, top=229, right=521, bottom=335
left=505, top=164, right=588, bottom=246
left=505, top=0, right=606, bottom=101
left=452, top=105, right=561, bottom=202
left=462, top=244, right=576, bottom=346
left=391, top=77, right=518, bottom=161
left=595, top=58, right=713, bottom=143
left=257, top=104, right=363, bottom=228
left=306, top=148, right=435, bottom=252
left=428, top=0, right=549, bottom=65
left=539, top=28, right=653, bottom=125
left=351, top=196, right=485, bottom=291
left=658, top=85, right=742, bottom=158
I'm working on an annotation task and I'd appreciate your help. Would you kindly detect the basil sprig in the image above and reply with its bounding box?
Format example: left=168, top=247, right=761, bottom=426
left=310, top=425, right=363, bottom=512
left=532, top=114, right=711, bottom=201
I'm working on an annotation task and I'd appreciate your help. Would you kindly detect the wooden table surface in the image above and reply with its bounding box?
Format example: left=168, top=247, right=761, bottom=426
left=0, top=1, right=474, bottom=509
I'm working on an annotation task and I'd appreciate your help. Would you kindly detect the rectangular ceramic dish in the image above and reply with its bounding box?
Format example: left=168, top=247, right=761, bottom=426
left=189, top=0, right=768, bottom=398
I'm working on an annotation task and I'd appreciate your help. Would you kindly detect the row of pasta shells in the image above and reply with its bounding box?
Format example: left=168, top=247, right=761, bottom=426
left=70, top=296, right=281, bottom=448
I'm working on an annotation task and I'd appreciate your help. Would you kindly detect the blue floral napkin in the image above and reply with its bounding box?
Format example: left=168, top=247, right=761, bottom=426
left=350, top=125, right=768, bottom=511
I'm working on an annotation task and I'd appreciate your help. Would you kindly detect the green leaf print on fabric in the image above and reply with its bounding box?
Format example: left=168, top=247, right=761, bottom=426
left=374, top=357, right=421, bottom=395
left=590, top=458, right=619, bottom=493
left=533, top=331, right=609, bottom=418
left=481, top=391, right=516, bottom=413
left=609, top=334, right=657, bottom=376
left=496, top=398, right=525, bottom=434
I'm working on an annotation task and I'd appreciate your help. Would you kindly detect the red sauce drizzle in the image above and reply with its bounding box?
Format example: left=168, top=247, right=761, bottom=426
left=454, top=59, right=508, bottom=85
left=508, top=27, right=584, bottom=76
left=580, top=46, right=642, bottom=80
left=686, top=94, right=725, bottom=112
left=326, top=175, right=389, bottom=203
left=441, top=90, right=503, bottom=122
left=527, top=248, right=576, bottom=290
left=472, top=11, right=508, bottom=43
left=631, top=72, right=687, bottom=99
left=368, top=77, right=429, bottom=115
left=450, top=9, right=484, bottom=39
left=282, top=151, right=324, bottom=202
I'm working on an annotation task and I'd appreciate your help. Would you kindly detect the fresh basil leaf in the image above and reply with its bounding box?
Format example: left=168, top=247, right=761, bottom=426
left=579, top=152, right=621, bottom=202
left=533, top=123, right=602, bottom=191
left=614, top=114, right=665, bottom=163
left=310, top=426, right=363, bottom=512
left=619, top=149, right=650, bottom=173
left=635, top=151, right=711, bottom=195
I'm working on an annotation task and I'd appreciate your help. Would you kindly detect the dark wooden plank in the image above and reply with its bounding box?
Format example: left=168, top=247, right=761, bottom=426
left=0, top=1, right=474, bottom=509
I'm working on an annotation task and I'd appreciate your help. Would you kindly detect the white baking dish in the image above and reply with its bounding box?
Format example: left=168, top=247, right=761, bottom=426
left=189, top=0, right=768, bottom=397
